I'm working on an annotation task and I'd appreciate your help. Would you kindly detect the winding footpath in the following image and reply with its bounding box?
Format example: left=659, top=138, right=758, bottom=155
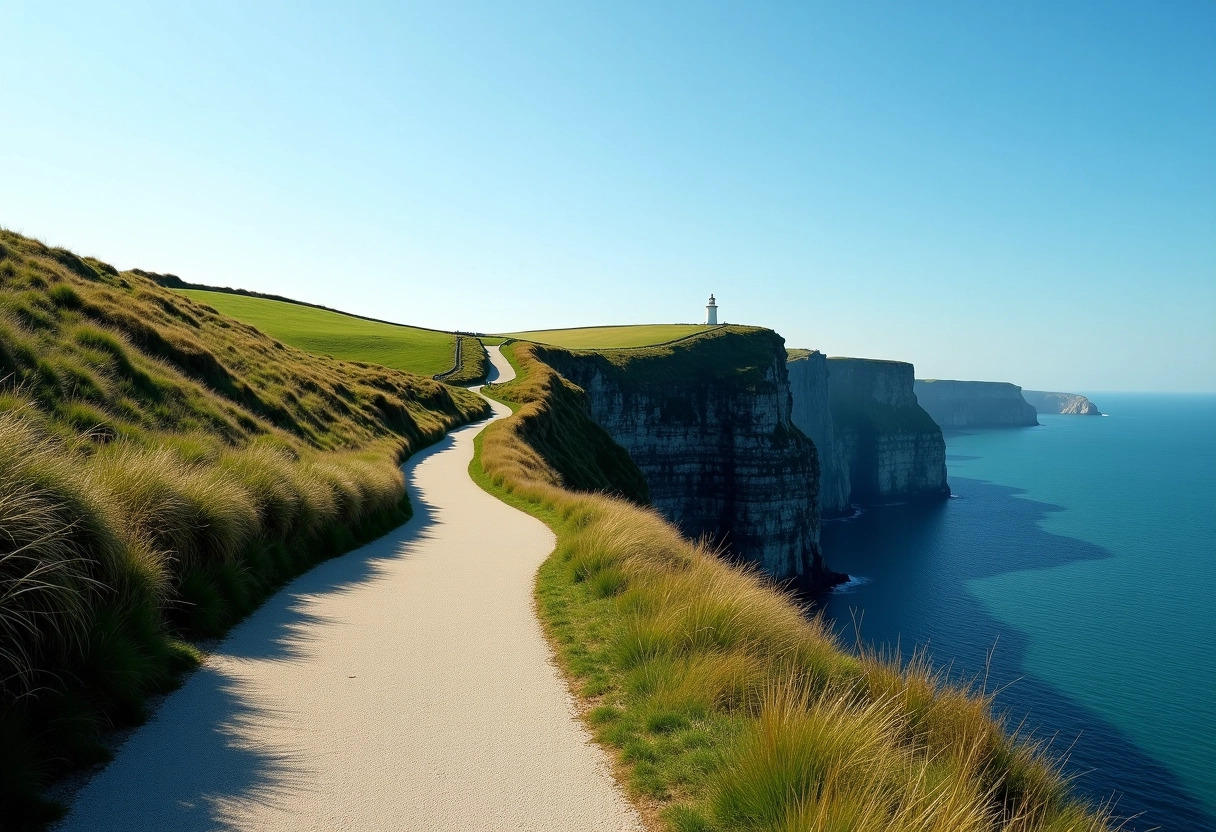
left=57, top=347, right=640, bottom=832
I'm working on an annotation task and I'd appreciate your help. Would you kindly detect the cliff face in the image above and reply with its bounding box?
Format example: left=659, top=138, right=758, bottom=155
left=536, top=328, right=838, bottom=588
left=1022, top=390, right=1102, bottom=415
left=824, top=358, right=950, bottom=507
left=787, top=352, right=851, bottom=515
left=913, top=380, right=1039, bottom=427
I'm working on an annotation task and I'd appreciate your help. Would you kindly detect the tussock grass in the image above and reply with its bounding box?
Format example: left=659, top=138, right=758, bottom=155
left=474, top=343, right=1114, bottom=832
left=0, top=229, right=486, bottom=827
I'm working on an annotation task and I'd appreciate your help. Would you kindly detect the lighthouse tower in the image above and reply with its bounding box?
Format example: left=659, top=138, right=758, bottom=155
left=706, top=293, right=718, bottom=325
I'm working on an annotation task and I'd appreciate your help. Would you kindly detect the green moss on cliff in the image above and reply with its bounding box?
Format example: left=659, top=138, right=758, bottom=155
left=534, top=325, right=783, bottom=392
left=827, top=358, right=940, bottom=436
left=830, top=396, right=941, bottom=435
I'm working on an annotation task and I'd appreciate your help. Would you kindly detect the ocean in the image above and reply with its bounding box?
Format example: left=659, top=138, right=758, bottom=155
left=819, top=394, right=1216, bottom=831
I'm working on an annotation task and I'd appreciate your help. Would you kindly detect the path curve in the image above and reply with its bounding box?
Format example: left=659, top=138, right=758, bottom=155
left=57, top=347, right=641, bottom=832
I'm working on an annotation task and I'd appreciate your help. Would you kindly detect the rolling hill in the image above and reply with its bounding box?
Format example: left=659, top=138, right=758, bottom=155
left=177, top=289, right=458, bottom=377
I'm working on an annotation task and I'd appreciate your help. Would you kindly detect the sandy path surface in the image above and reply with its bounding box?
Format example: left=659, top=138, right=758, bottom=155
left=57, top=347, right=641, bottom=832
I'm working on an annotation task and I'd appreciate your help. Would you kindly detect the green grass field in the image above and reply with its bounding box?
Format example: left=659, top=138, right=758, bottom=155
left=502, top=323, right=716, bottom=349
left=179, top=290, right=457, bottom=376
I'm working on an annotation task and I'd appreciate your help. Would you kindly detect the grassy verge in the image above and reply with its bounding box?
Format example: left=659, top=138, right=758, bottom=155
left=0, top=230, right=486, bottom=827
left=471, top=343, right=1112, bottom=832
left=436, top=335, right=490, bottom=385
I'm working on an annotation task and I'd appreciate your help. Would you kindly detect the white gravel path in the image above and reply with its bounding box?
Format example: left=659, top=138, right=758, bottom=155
left=56, top=346, right=641, bottom=832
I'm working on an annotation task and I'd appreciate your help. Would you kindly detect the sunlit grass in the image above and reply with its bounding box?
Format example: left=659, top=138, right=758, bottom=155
left=502, top=324, right=717, bottom=349
left=178, top=289, right=459, bottom=376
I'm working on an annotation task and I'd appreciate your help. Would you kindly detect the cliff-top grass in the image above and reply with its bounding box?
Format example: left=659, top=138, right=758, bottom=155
left=474, top=341, right=1114, bottom=832
left=535, top=325, right=779, bottom=391
left=503, top=323, right=718, bottom=349
left=177, top=288, right=460, bottom=377
left=0, top=229, right=486, bottom=827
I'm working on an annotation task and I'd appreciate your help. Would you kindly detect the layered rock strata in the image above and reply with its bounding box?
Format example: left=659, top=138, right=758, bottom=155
left=1021, top=390, right=1102, bottom=415
left=822, top=357, right=949, bottom=509
left=536, top=328, right=839, bottom=588
left=787, top=351, right=851, bottom=515
left=913, top=380, right=1039, bottom=427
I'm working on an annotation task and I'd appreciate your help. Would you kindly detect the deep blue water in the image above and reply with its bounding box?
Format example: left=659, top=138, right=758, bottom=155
left=819, top=394, right=1216, bottom=832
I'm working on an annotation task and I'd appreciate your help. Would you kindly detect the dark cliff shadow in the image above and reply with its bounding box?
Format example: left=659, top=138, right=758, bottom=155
left=58, top=424, right=475, bottom=831
left=809, top=476, right=1214, bottom=832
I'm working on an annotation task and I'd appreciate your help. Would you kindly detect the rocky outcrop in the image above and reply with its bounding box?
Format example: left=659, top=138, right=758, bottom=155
left=787, top=352, right=851, bottom=516
left=913, top=380, right=1039, bottom=427
left=536, top=328, right=840, bottom=589
left=822, top=358, right=949, bottom=508
left=1022, top=390, right=1102, bottom=415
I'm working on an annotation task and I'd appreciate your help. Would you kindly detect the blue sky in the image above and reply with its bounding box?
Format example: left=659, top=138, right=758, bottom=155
left=2, top=1, right=1213, bottom=392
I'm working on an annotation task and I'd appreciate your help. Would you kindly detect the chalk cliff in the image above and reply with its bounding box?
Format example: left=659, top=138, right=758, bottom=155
left=822, top=358, right=949, bottom=508
left=536, top=328, right=839, bottom=588
left=787, top=352, right=851, bottom=516
left=913, top=380, right=1039, bottom=427
left=1022, top=390, right=1102, bottom=416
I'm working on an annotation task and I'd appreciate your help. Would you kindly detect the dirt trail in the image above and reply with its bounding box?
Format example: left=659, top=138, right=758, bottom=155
left=57, top=346, right=640, bottom=831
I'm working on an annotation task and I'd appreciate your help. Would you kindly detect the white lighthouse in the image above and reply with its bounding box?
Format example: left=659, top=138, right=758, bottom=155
left=706, top=293, right=718, bottom=325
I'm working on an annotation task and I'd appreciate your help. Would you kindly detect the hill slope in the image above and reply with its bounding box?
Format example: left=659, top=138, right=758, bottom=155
left=0, top=229, right=486, bottom=826
left=177, top=288, right=459, bottom=377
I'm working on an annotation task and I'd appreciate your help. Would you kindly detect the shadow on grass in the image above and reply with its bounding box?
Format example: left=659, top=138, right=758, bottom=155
left=814, top=476, right=1214, bottom=831
left=53, top=426, right=474, bottom=831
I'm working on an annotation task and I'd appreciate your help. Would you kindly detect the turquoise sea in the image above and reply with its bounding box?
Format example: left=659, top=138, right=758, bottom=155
left=820, top=394, right=1216, bottom=831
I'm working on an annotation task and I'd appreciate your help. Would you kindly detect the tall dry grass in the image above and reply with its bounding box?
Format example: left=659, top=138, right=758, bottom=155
left=0, top=229, right=486, bottom=827
left=0, top=401, right=420, bottom=827
left=475, top=342, right=1115, bottom=832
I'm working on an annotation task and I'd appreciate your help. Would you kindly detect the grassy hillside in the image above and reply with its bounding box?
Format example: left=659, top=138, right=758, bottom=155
left=0, top=229, right=486, bottom=827
left=503, top=324, right=717, bottom=349
left=178, top=289, right=460, bottom=377
left=475, top=342, right=1111, bottom=832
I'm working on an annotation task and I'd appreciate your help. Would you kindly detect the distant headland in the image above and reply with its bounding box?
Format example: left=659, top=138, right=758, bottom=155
left=1022, top=390, right=1103, bottom=415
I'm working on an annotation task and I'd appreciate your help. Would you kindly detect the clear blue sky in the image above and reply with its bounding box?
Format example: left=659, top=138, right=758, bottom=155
left=3, top=1, right=1213, bottom=392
